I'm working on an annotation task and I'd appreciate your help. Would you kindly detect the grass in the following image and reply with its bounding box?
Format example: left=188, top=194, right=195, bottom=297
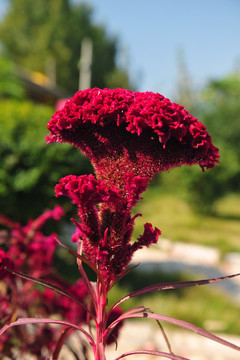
left=132, top=186, right=240, bottom=254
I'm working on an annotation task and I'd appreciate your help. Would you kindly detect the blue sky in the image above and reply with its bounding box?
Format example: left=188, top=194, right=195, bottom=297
left=85, top=0, right=240, bottom=97
left=1, top=0, right=240, bottom=98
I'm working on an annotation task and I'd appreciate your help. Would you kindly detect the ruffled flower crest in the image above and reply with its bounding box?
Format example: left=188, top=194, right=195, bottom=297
left=47, top=88, right=219, bottom=186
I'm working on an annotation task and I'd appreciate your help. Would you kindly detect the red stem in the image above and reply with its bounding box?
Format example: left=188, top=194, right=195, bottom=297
left=94, top=280, right=107, bottom=360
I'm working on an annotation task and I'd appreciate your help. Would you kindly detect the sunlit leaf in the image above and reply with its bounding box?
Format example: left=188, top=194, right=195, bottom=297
left=108, top=310, right=240, bottom=352
left=111, top=273, right=240, bottom=309
left=114, top=350, right=190, bottom=360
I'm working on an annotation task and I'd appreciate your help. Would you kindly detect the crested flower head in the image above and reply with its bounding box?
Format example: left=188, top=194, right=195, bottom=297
left=47, top=88, right=219, bottom=287
left=47, top=88, right=219, bottom=190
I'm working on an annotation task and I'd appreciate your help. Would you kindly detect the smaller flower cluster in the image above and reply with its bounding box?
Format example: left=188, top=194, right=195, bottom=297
left=0, top=206, right=63, bottom=276
left=0, top=207, right=89, bottom=358
left=56, top=174, right=161, bottom=287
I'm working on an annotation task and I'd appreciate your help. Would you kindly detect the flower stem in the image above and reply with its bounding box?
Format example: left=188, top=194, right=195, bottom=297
left=94, top=281, right=107, bottom=360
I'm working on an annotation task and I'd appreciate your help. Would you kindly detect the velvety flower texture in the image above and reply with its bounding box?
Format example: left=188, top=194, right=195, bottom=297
left=47, top=88, right=219, bottom=183
left=55, top=174, right=160, bottom=284
left=47, top=88, right=220, bottom=286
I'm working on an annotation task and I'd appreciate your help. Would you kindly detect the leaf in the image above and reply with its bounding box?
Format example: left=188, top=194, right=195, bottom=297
left=154, top=317, right=173, bottom=355
left=109, top=263, right=140, bottom=289
left=104, top=306, right=147, bottom=346
left=0, top=317, right=95, bottom=347
left=114, top=350, right=190, bottom=360
left=0, top=213, right=17, bottom=228
left=107, top=305, right=146, bottom=326
left=111, top=273, right=240, bottom=309
left=55, top=236, right=106, bottom=294
left=55, top=236, right=97, bottom=274
left=108, top=310, right=240, bottom=352
left=5, top=267, right=95, bottom=321
left=76, top=240, right=98, bottom=308
left=51, top=326, right=73, bottom=360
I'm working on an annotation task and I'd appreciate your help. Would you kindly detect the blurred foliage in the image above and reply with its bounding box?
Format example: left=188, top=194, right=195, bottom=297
left=133, top=188, right=240, bottom=254
left=0, top=99, right=92, bottom=223
left=104, top=68, right=131, bottom=90
left=0, top=0, right=132, bottom=92
left=172, top=73, right=240, bottom=214
left=0, top=56, right=25, bottom=99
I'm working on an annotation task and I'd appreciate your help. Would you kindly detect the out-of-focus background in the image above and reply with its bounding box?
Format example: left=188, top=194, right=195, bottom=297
left=0, top=0, right=239, bottom=358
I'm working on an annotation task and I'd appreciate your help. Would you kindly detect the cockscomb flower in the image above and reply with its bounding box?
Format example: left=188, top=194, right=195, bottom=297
left=47, top=88, right=219, bottom=287
left=47, top=88, right=219, bottom=187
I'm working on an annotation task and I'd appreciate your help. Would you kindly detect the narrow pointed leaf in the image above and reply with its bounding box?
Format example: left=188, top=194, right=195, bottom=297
left=5, top=267, right=95, bottom=320
left=114, top=350, right=190, bottom=360
left=55, top=236, right=101, bottom=278
left=76, top=240, right=98, bottom=307
left=109, top=311, right=240, bottom=352
left=55, top=237, right=106, bottom=293
left=111, top=273, right=240, bottom=309
left=110, top=264, right=140, bottom=289
left=108, top=305, right=146, bottom=323
left=104, top=306, right=147, bottom=346
left=0, top=317, right=95, bottom=347
left=155, top=317, right=173, bottom=354
left=51, top=326, right=73, bottom=360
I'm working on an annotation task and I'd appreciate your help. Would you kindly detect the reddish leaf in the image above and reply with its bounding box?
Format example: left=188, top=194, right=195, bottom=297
left=76, top=240, right=98, bottom=308
left=111, top=273, right=240, bottom=309
left=51, top=326, right=73, bottom=360
left=105, top=306, right=146, bottom=345
left=114, top=350, right=190, bottom=360
left=109, top=264, right=140, bottom=289
left=5, top=267, right=94, bottom=320
left=0, top=317, right=95, bottom=347
left=55, top=237, right=106, bottom=301
left=108, top=311, right=240, bottom=352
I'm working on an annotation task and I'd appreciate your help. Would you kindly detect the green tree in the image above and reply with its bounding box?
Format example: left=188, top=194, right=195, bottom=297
left=0, top=56, right=25, bottom=99
left=0, top=99, right=92, bottom=223
left=0, top=0, right=131, bottom=92
left=181, top=73, right=240, bottom=214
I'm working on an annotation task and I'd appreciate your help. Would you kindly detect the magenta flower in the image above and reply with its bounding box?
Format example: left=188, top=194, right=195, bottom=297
left=47, top=88, right=219, bottom=181
left=0, top=250, right=13, bottom=280
left=0, top=206, right=64, bottom=276
left=47, top=88, right=220, bottom=288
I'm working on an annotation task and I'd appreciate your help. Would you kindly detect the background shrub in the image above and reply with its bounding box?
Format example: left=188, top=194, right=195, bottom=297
left=0, top=99, right=92, bottom=223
